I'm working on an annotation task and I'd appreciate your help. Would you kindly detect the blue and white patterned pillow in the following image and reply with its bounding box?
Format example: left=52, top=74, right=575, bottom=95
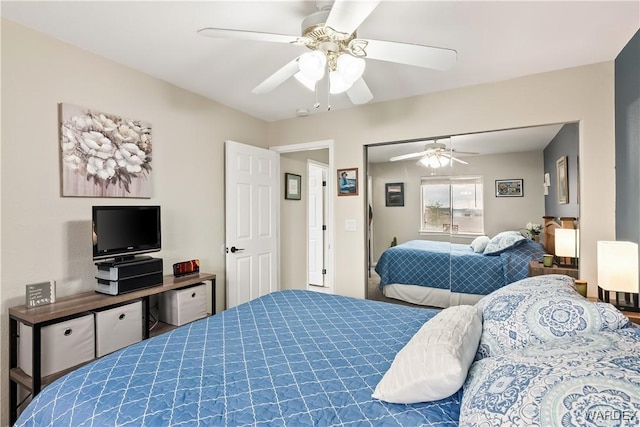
left=475, top=275, right=632, bottom=359
left=460, top=329, right=640, bottom=427
left=483, top=231, right=526, bottom=255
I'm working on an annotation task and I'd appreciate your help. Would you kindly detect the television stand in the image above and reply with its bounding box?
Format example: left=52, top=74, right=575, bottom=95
left=8, top=272, right=216, bottom=425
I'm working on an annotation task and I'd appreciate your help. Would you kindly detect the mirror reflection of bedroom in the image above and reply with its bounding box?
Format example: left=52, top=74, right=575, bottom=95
left=366, top=122, right=580, bottom=308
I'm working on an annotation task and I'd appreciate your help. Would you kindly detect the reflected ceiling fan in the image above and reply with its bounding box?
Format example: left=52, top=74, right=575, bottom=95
left=197, top=0, right=457, bottom=106
left=390, top=140, right=478, bottom=168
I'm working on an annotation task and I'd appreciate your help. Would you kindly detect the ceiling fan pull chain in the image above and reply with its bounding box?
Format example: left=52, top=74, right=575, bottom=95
left=326, top=82, right=331, bottom=111
left=314, top=85, right=321, bottom=109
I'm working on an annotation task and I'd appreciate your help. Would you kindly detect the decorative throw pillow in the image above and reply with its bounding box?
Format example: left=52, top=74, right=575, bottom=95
left=475, top=275, right=632, bottom=360
left=372, top=305, right=482, bottom=403
left=470, top=236, right=490, bottom=253
left=482, top=231, right=526, bottom=255
left=460, top=329, right=640, bottom=427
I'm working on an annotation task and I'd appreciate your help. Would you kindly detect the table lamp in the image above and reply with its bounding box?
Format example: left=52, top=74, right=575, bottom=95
left=597, top=240, right=639, bottom=312
left=555, top=228, right=579, bottom=268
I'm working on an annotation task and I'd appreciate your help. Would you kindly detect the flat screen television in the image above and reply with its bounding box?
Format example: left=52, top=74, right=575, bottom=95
left=92, top=205, right=161, bottom=262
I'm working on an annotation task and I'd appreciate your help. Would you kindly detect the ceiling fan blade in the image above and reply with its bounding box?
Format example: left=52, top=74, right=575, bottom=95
left=390, top=151, right=425, bottom=162
left=251, top=57, right=300, bottom=95
left=452, top=151, right=479, bottom=155
left=325, top=0, right=381, bottom=35
left=442, top=153, right=469, bottom=165
left=197, top=28, right=299, bottom=44
left=364, top=39, right=457, bottom=70
left=346, top=78, right=373, bottom=105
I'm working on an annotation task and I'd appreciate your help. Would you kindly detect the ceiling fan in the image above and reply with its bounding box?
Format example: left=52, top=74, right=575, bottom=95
left=197, top=0, right=457, bottom=106
left=389, top=140, right=478, bottom=168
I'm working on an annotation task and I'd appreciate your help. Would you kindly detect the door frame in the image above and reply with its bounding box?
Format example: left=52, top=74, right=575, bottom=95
left=271, top=139, right=335, bottom=293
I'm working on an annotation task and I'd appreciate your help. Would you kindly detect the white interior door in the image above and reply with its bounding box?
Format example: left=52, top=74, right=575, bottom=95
left=225, top=140, right=279, bottom=309
left=308, top=162, right=326, bottom=287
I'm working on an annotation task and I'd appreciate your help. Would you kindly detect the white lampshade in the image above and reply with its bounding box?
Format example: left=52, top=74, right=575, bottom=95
left=597, top=241, right=639, bottom=293
left=298, top=51, right=326, bottom=82
left=329, top=69, right=353, bottom=94
left=293, top=71, right=316, bottom=91
left=336, top=54, right=365, bottom=85
left=555, top=228, right=579, bottom=258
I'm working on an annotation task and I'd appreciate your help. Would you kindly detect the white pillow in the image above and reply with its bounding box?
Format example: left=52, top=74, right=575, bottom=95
left=372, top=305, right=482, bottom=404
left=470, top=236, right=490, bottom=253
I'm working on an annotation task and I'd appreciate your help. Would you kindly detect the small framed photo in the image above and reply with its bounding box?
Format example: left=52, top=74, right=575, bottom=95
left=285, top=173, right=301, bottom=200
left=385, top=182, right=404, bottom=207
left=495, top=179, right=523, bottom=197
left=337, top=168, right=358, bottom=196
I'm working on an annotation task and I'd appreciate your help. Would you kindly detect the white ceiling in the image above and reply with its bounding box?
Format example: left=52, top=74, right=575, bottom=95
left=1, top=1, right=638, bottom=122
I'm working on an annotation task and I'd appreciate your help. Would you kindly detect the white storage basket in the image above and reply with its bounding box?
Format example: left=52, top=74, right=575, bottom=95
left=19, top=314, right=95, bottom=377
left=159, top=283, right=207, bottom=326
left=94, top=300, right=143, bottom=357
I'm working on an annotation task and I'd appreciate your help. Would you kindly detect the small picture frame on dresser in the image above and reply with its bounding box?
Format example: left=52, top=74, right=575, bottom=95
left=25, top=281, right=56, bottom=307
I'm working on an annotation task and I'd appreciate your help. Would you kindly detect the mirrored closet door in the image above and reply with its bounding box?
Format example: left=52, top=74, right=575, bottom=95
left=366, top=123, right=580, bottom=308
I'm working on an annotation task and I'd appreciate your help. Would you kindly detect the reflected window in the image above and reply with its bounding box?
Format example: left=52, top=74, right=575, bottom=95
left=420, top=175, right=484, bottom=234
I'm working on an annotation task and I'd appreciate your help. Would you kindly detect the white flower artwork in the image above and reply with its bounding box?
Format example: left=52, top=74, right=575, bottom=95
left=60, top=103, right=152, bottom=197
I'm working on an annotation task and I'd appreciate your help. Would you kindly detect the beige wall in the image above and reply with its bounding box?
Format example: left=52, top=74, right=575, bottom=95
left=267, top=61, right=616, bottom=301
left=0, top=20, right=267, bottom=425
left=369, top=150, right=545, bottom=262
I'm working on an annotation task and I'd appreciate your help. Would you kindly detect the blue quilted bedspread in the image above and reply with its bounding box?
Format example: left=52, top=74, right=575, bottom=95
left=16, top=290, right=461, bottom=427
left=375, top=239, right=545, bottom=295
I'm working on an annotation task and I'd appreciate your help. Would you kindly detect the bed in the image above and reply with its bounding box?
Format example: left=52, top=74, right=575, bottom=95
left=15, top=290, right=460, bottom=426
left=14, top=277, right=639, bottom=427
left=376, top=233, right=546, bottom=307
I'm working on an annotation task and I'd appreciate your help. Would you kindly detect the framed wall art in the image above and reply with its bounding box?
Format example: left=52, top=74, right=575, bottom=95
left=59, top=103, right=152, bottom=198
left=556, top=156, right=568, bottom=204
left=495, top=179, right=523, bottom=197
left=285, top=173, right=301, bottom=200
left=385, top=182, right=404, bottom=207
left=337, top=168, right=358, bottom=196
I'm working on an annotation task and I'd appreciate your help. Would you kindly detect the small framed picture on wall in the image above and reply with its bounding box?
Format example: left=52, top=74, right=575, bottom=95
left=285, top=173, right=301, bottom=200
left=495, top=179, right=523, bottom=197
left=385, top=183, right=404, bottom=206
left=556, top=156, right=568, bottom=204
left=337, top=168, right=358, bottom=196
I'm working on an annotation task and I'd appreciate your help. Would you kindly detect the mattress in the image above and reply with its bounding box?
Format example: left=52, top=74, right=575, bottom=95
left=382, top=283, right=483, bottom=308
left=16, top=290, right=461, bottom=426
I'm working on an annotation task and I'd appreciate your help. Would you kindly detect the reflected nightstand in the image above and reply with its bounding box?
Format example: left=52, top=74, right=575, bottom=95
left=528, top=260, right=579, bottom=279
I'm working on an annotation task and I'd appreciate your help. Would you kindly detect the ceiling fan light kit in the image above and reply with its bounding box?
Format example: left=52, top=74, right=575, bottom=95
left=390, top=139, right=476, bottom=168
left=198, top=0, right=457, bottom=110
left=418, top=154, right=451, bottom=169
left=296, top=50, right=365, bottom=95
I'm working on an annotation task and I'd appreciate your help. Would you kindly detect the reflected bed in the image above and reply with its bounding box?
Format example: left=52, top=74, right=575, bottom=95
left=376, top=238, right=545, bottom=308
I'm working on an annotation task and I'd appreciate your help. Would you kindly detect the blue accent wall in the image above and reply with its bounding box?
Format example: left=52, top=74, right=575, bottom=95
left=544, top=123, right=579, bottom=218
left=615, top=29, right=640, bottom=243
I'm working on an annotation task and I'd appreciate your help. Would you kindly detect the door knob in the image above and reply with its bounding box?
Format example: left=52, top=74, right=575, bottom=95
left=230, top=246, right=245, bottom=253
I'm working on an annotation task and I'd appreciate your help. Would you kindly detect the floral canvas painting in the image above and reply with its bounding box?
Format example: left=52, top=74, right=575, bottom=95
left=60, top=103, right=152, bottom=197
